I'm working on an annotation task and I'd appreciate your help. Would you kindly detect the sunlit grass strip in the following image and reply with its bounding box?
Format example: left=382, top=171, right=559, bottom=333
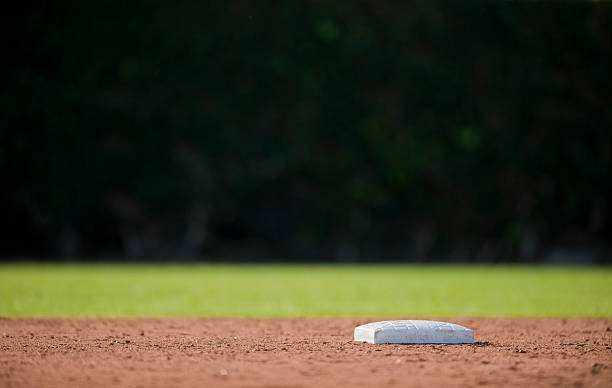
left=0, top=263, right=610, bottom=317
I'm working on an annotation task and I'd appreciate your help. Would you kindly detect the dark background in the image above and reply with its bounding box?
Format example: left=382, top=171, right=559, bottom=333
left=3, top=1, right=611, bottom=263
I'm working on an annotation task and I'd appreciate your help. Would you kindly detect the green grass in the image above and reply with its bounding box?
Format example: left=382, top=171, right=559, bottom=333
left=0, top=263, right=610, bottom=317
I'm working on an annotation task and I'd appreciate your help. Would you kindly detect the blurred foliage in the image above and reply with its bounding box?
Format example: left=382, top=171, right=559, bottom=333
left=2, top=1, right=611, bottom=261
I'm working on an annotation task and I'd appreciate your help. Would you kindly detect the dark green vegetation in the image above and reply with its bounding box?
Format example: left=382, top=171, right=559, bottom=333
left=3, top=2, right=612, bottom=261
left=1, top=264, right=610, bottom=317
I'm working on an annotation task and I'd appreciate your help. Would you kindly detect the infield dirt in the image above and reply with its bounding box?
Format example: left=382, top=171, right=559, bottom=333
left=1, top=318, right=610, bottom=387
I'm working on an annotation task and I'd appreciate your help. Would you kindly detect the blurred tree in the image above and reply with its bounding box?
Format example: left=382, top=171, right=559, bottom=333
left=2, top=1, right=611, bottom=262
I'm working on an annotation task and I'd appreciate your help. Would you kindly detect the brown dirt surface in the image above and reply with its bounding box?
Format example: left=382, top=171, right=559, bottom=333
left=1, top=318, right=611, bottom=388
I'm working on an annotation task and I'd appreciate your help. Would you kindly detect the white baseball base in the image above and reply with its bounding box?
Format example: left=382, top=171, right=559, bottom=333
left=354, top=320, right=474, bottom=344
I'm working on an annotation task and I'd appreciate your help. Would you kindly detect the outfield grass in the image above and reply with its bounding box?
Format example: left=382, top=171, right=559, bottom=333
left=0, top=263, right=610, bottom=317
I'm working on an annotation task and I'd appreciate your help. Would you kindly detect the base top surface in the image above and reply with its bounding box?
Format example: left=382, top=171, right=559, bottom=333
left=354, top=320, right=474, bottom=344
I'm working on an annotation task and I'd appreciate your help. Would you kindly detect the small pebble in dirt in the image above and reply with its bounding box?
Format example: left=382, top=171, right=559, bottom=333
left=233, top=336, right=238, bottom=340
left=220, top=369, right=228, bottom=376
left=516, top=349, right=527, bottom=353
left=395, top=359, right=401, bottom=364
left=125, top=340, right=130, bottom=343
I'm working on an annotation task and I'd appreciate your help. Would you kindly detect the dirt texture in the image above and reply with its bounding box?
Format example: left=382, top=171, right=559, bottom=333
left=1, top=318, right=611, bottom=388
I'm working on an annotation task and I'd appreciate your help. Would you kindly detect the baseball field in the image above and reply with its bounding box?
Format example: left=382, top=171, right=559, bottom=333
left=1, top=264, right=611, bottom=387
